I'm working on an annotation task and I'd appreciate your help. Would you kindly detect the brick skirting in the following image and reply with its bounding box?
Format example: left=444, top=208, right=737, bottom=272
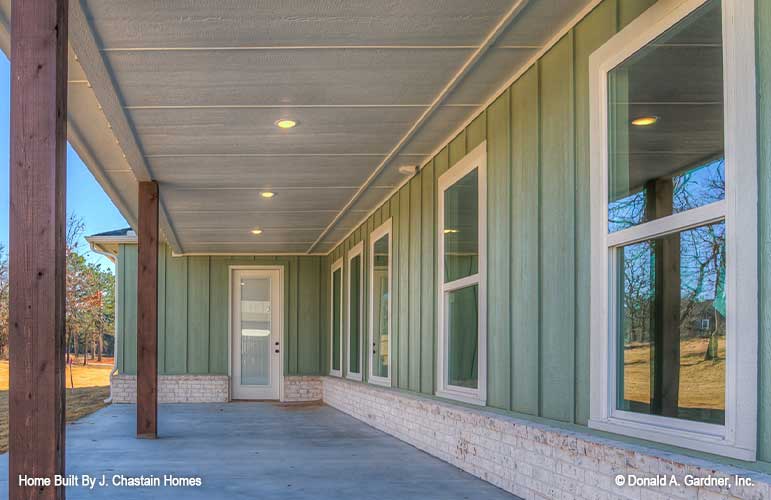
left=282, top=376, right=323, bottom=402
left=322, top=377, right=771, bottom=500
left=111, top=374, right=229, bottom=403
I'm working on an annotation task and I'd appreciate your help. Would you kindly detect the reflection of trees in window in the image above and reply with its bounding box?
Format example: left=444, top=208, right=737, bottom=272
left=609, top=158, right=725, bottom=233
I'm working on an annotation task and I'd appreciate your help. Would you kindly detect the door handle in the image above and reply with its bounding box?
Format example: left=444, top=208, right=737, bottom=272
left=275, top=341, right=280, bottom=354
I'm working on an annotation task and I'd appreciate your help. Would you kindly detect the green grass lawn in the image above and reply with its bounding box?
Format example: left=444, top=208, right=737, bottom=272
left=0, top=359, right=113, bottom=453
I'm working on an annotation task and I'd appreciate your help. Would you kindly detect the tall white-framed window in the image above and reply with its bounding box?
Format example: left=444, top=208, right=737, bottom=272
left=346, top=241, right=364, bottom=381
left=329, top=257, right=343, bottom=377
left=368, top=219, right=392, bottom=387
left=437, top=142, right=487, bottom=406
left=588, top=0, right=758, bottom=460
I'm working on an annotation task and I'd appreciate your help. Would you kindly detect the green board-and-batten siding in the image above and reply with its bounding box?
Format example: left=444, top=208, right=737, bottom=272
left=116, top=244, right=324, bottom=377
left=325, top=0, right=658, bottom=422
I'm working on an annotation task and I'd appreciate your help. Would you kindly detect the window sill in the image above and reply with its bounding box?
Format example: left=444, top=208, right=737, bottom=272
left=435, top=388, right=485, bottom=407
left=329, top=370, right=342, bottom=378
left=368, top=376, right=390, bottom=388
left=345, top=372, right=362, bottom=382
left=589, top=416, right=755, bottom=461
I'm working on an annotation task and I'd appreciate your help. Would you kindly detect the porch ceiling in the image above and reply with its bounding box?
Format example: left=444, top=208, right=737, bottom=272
left=0, top=0, right=594, bottom=254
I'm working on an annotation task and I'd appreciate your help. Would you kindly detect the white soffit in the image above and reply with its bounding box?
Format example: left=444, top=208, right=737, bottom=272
left=2, top=0, right=595, bottom=254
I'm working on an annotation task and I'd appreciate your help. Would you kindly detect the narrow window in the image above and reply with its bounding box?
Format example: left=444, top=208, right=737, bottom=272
left=330, top=258, right=343, bottom=377
left=368, top=220, right=391, bottom=386
left=347, top=241, right=364, bottom=381
left=589, top=0, right=758, bottom=460
left=437, top=143, right=486, bottom=405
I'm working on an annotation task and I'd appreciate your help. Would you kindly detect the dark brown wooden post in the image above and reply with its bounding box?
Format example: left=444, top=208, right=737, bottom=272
left=8, top=0, right=68, bottom=498
left=137, top=181, right=159, bottom=438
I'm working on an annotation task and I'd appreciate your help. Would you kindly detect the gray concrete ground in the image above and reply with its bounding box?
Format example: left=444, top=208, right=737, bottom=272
left=0, top=402, right=519, bottom=499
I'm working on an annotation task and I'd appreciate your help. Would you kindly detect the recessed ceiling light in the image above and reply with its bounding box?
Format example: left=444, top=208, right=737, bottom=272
left=631, top=116, right=659, bottom=126
left=251, top=229, right=263, bottom=235
left=443, top=229, right=459, bottom=234
left=260, top=191, right=276, bottom=199
left=275, top=119, right=297, bottom=129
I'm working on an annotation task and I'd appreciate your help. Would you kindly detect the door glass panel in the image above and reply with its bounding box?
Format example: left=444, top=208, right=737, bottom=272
left=372, top=235, right=389, bottom=378
left=446, top=284, right=479, bottom=389
left=240, top=277, right=271, bottom=386
left=332, top=268, right=342, bottom=372
left=616, top=221, right=726, bottom=425
left=607, top=0, right=723, bottom=233
left=349, top=254, right=361, bottom=374
left=444, top=168, right=478, bottom=282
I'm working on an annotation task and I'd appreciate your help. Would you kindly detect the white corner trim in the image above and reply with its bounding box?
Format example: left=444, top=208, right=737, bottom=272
left=588, top=0, right=758, bottom=461
left=368, top=219, right=393, bottom=388
left=345, top=241, right=365, bottom=381
left=329, top=257, right=344, bottom=377
left=436, top=141, right=487, bottom=406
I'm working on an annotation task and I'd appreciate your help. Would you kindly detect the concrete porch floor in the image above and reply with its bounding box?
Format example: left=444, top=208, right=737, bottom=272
left=0, top=402, right=519, bottom=499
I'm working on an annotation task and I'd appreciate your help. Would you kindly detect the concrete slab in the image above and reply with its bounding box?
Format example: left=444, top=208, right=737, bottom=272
left=0, top=402, right=520, bottom=499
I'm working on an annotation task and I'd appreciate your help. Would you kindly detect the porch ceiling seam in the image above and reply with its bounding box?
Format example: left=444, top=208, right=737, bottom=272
left=69, top=0, right=183, bottom=254
left=305, top=0, right=532, bottom=254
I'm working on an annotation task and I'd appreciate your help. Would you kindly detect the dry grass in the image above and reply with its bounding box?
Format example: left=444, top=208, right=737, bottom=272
left=623, top=337, right=726, bottom=410
left=0, top=360, right=112, bottom=453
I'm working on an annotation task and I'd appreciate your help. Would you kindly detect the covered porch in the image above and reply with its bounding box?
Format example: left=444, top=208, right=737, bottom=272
left=0, top=402, right=519, bottom=499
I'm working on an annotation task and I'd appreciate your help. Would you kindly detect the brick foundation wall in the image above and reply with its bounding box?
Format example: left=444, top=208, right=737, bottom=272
left=322, top=377, right=771, bottom=500
left=282, top=376, right=323, bottom=402
left=111, top=374, right=229, bottom=403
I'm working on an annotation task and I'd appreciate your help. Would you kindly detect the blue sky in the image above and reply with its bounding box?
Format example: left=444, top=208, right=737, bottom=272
left=0, top=54, right=128, bottom=271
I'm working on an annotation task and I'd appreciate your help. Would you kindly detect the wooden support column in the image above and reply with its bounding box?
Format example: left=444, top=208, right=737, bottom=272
left=8, top=0, right=68, bottom=498
left=137, top=181, right=159, bottom=438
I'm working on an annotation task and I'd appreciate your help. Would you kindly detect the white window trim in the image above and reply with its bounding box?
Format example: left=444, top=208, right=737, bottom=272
left=329, top=257, right=344, bottom=377
left=436, top=141, right=487, bottom=406
left=346, top=241, right=365, bottom=381
left=368, top=219, right=392, bottom=387
left=588, top=0, right=758, bottom=460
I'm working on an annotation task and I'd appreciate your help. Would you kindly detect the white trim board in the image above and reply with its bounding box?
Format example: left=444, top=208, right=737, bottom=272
left=329, top=257, right=344, bottom=377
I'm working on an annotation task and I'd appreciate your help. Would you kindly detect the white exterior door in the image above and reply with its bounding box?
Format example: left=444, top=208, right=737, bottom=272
left=231, top=268, right=282, bottom=400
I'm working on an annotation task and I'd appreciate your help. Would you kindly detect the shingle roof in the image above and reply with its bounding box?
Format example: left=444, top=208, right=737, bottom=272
left=87, top=227, right=134, bottom=238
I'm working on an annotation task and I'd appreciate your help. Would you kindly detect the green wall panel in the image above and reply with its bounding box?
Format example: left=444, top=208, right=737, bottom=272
left=420, top=160, right=436, bottom=395
left=510, top=65, right=540, bottom=416
left=486, top=90, right=512, bottom=411
left=398, top=183, right=410, bottom=390
left=187, top=256, right=210, bottom=374
left=117, top=249, right=323, bottom=377
left=408, top=176, right=423, bottom=392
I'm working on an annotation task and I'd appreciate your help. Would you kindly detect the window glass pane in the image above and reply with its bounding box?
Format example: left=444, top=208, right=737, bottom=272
left=446, top=284, right=478, bottom=389
left=372, top=235, right=389, bottom=378
left=332, top=268, right=342, bottom=372
left=607, top=0, right=723, bottom=233
left=444, top=169, right=478, bottom=282
left=617, top=221, right=726, bottom=425
left=240, top=277, right=271, bottom=386
left=349, top=254, right=361, bottom=374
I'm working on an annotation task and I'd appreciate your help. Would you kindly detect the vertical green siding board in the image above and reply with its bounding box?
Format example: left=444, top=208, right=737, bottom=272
left=320, top=255, right=330, bottom=375
left=486, top=91, right=512, bottom=410
left=208, top=257, right=229, bottom=375
left=409, top=175, right=422, bottom=392
left=390, top=191, right=400, bottom=386
left=539, top=33, right=576, bottom=423
left=510, top=66, right=541, bottom=415
left=156, top=245, right=167, bottom=374
left=467, top=111, right=487, bottom=151
left=618, top=0, right=656, bottom=28
left=758, top=0, right=771, bottom=463
left=435, top=147, right=450, bottom=177
left=449, top=131, right=467, bottom=167
left=573, top=0, right=618, bottom=426
left=187, top=256, right=210, bottom=374
left=165, top=254, right=188, bottom=374
left=398, top=185, right=411, bottom=389
left=116, top=246, right=126, bottom=373
left=298, top=257, right=321, bottom=375
left=123, top=245, right=138, bottom=375
left=421, top=161, right=436, bottom=394
left=289, top=256, right=299, bottom=375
